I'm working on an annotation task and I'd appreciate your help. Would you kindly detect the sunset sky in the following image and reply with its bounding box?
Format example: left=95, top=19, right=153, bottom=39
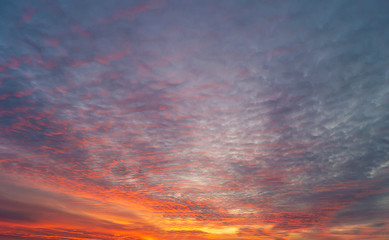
left=1, top=0, right=389, bottom=239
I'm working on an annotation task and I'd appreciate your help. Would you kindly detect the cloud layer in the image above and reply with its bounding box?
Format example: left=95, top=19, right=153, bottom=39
left=1, top=0, right=389, bottom=239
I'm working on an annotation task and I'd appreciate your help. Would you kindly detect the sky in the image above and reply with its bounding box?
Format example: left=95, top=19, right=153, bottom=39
left=0, top=0, right=389, bottom=239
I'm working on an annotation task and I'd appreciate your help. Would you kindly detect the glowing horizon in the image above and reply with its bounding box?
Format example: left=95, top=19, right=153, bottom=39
left=1, top=0, right=389, bottom=239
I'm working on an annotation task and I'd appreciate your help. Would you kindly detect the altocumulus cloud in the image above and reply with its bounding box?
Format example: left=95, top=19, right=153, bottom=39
left=0, top=0, right=389, bottom=240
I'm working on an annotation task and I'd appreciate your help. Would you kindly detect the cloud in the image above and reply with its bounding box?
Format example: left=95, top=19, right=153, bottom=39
left=1, top=0, right=389, bottom=239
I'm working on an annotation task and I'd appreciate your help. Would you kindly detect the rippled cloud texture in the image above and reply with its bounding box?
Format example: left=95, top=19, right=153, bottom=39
left=1, top=0, right=389, bottom=239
